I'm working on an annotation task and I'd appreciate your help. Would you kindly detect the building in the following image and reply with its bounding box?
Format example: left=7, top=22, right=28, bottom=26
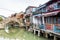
left=16, top=12, right=24, bottom=19
left=34, top=0, right=60, bottom=32
left=25, top=6, right=37, bottom=24
left=25, top=6, right=37, bottom=30
left=10, top=12, right=25, bottom=27
left=10, top=12, right=24, bottom=19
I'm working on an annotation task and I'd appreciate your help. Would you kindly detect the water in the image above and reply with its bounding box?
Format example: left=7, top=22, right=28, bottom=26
left=0, top=29, right=48, bottom=40
left=5, top=26, right=9, bottom=33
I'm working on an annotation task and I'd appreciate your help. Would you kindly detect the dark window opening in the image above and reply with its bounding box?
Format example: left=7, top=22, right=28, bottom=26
left=58, top=2, right=60, bottom=8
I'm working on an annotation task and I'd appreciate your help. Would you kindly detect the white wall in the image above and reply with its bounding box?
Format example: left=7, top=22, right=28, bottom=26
left=33, top=16, right=41, bottom=25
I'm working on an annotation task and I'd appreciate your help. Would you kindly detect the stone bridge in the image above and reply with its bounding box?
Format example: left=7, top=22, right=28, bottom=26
left=0, top=17, right=24, bottom=29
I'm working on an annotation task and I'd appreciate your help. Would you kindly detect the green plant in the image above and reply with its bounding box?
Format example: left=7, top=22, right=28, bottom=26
left=0, top=17, right=3, bottom=21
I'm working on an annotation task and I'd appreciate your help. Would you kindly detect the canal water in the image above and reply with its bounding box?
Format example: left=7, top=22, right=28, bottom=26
left=0, top=29, right=48, bottom=40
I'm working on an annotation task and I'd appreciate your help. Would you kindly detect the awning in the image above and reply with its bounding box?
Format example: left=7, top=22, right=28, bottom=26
left=42, top=10, right=60, bottom=17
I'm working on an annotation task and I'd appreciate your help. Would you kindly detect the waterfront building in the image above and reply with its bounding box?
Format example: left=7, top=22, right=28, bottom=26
left=35, top=0, right=60, bottom=32
left=25, top=6, right=37, bottom=30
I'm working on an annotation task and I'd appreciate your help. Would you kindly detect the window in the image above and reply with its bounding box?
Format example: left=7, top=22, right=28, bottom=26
left=44, top=16, right=55, bottom=24
left=53, top=3, right=58, bottom=10
left=46, top=3, right=58, bottom=12
left=47, top=17, right=53, bottom=24
left=53, top=17, right=57, bottom=24
left=44, top=17, right=49, bottom=24
left=32, top=8, right=36, bottom=12
left=40, top=17, right=43, bottom=24
left=58, top=2, right=60, bottom=8
left=44, top=17, right=46, bottom=23
left=56, top=12, right=60, bottom=24
left=43, top=8, right=46, bottom=12
left=57, top=17, right=60, bottom=24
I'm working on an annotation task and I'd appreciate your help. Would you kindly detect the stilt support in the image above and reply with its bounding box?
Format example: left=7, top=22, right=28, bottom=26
left=54, top=35, right=57, bottom=40
left=38, top=30, right=40, bottom=36
left=45, top=32, right=48, bottom=38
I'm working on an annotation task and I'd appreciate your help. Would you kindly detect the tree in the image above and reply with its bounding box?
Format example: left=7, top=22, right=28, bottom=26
left=0, top=17, right=3, bottom=22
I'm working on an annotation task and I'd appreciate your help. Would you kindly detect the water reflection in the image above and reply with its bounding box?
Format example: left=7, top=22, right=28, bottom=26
left=0, top=35, right=46, bottom=40
left=0, top=37, right=20, bottom=40
left=0, top=37, right=4, bottom=40
left=33, top=35, right=40, bottom=40
left=0, top=29, right=47, bottom=40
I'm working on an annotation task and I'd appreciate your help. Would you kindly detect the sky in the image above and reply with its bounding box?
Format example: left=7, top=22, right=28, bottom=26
left=0, top=0, right=49, bottom=17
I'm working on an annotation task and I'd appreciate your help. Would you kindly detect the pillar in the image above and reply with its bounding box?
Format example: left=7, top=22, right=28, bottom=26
left=54, top=35, right=57, bottom=40
left=45, top=32, right=48, bottom=38
left=38, top=30, right=40, bottom=36
left=34, top=29, right=36, bottom=35
left=42, top=16, right=45, bottom=24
